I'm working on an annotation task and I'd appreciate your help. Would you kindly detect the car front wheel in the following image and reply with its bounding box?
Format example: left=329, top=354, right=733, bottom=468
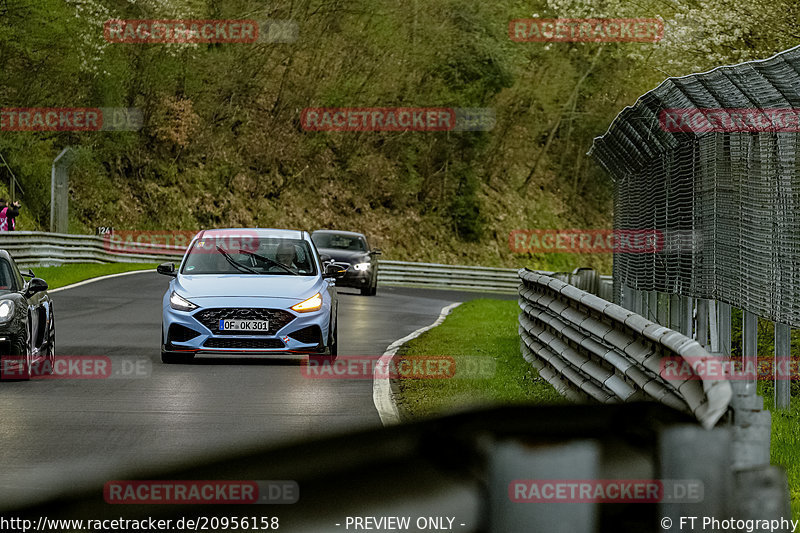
left=43, top=310, right=55, bottom=375
left=361, top=277, right=377, bottom=296
left=2, top=329, right=31, bottom=380
left=328, top=317, right=338, bottom=358
left=309, top=316, right=337, bottom=364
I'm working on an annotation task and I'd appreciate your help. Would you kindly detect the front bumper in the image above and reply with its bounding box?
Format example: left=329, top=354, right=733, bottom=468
left=0, top=333, right=21, bottom=354
left=332, top=264, right=373, bottom=289
left=162, top=303, right=330, bottom=355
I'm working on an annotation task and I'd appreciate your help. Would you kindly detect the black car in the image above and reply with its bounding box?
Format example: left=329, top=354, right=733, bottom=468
left=0, top=250, right=55, bottom=380
left=311, top=230, right=381, bottom=296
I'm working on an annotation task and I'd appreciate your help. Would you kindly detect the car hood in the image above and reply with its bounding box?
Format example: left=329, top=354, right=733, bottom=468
left=175, top=274, right=322, bottom=300
left=317, top=248, right=370, bottom=264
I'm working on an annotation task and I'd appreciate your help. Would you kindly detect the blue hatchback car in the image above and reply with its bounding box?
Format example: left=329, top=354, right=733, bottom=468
left=157, top=228, right=345, bottom=364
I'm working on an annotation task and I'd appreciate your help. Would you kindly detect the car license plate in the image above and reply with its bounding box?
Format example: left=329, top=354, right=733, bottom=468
left=219, top=319, right=269, bottom=332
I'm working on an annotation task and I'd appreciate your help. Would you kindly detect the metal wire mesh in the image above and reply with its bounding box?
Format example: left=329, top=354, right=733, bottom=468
left=590, top=45, right=800, bottom=327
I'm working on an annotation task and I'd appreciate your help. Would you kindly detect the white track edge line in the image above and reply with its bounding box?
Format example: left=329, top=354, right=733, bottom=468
left=373, top=301, right=462, bottom=426
left=49, top=269, right=154, bottom=293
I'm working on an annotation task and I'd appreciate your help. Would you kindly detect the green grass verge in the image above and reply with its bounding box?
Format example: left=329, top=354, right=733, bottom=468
left=395, top=299, right=566, bottom=419
left=731, top=307, right=800, bottom=520
left=33, top=262, right=159, bottom=290
left=760, top=385, right=800, bottom=521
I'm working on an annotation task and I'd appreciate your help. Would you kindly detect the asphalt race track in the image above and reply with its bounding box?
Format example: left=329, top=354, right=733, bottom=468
left=0, top=271, right=512, bottom=509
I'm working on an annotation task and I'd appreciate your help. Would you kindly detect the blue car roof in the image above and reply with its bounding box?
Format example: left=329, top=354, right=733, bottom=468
left=311, top=229, right=366, bottom=238
left=196, top=228, right=308, bottom=240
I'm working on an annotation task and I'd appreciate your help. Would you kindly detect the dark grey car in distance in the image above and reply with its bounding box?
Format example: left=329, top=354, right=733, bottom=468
left=311, top=230, right=381, bottom=296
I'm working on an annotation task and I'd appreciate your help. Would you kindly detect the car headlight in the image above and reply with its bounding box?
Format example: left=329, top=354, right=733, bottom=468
left=169, top=291, right=198, bottom=312
left=291, top=293, right=322, bottom=313
left=353, top=262, right=370, bottom=271
left=0, top=300, right=14, bottom=323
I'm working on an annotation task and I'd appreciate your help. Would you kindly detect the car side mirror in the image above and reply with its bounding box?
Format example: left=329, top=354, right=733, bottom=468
left=319, top=253, right=332, bottom=263
left=323, top=263, right=347, bottom=279
left=370, top=249, right=382, bottom=256
left=25, top=277, right=48, bottom=296
left=157, top=262, right=177, bottom=277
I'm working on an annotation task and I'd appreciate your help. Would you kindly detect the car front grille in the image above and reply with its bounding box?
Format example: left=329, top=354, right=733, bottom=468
left=194, top=308, right=295, bottom=335
left=203, top=338, right=285, bottom=349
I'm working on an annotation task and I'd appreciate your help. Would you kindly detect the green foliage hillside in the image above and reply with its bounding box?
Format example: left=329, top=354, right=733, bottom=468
left=1, top=0, right=794, bottom=271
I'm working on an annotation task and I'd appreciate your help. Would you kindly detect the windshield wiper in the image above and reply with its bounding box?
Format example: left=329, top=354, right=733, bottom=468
left=236, top=249, right=299, bottom=275
left=215, top=245, right=262, bottom=275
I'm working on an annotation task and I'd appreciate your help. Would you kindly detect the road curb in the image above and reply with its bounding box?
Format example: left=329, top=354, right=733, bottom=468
left=372, top=301, right=462, bottom=426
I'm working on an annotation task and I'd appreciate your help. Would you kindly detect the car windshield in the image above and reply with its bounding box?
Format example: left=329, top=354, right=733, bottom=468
left=0, top=260, right=15, bottom=292
left=312, top=233, right=367, bottom=252
left=180, top=236, right=316, bottom=275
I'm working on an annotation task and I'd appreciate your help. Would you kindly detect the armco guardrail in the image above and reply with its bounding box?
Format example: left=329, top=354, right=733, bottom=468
left=379, top=260, right=613, bottom=297
left=0, top=231, right=183, bottom=267
left=517, top=269, right=788, bottom=523
left=378, top=260, right=522, bottom=293
left=518, top=268, right=732, bottom=429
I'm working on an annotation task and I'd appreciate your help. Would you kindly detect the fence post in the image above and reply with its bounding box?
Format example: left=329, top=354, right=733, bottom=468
left=774, top=323, right=791, bottom=410
left=657, top=293, right=670, bottom=326
left=669, top=294, right=681, bottom=330
left=489, top=440, right=600, bottom=532
left=718, top=302, right=732, bottom=357
left=709, top=301, right=719, bottom=353
left=623, top=285, right=635, bottom=313
left=51, top=147, right=74, bottom=233
left=631, top=289, right=644, bottom=315
left=647, top=291, right=657, bottom=322
left=696, top=299, right=709, bottom=349
left=682, top=296, right=694, bottom=338
left=743, top=312, right=758, bottom=394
